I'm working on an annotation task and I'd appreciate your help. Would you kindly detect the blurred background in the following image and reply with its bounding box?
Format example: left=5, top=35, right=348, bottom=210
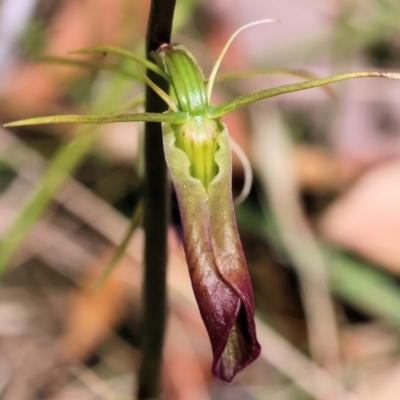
left=1, top=0, right=400, bottom=399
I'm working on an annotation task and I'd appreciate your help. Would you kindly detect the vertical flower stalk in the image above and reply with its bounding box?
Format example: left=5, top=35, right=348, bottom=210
left=138, top=0, right=175, bottom=398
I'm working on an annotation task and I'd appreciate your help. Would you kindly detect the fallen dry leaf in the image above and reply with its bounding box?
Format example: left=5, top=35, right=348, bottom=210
left=293, top=145, right=342, bottom=191
left=320, top=160, right=400, bottom=274
left=355, top=362, right=400, bottom=400
left=58, top=250, right=139, bottom=363
left=340, top=324, right=397, bottom=365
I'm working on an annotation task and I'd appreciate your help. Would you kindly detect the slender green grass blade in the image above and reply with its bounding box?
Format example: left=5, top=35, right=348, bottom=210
left=92, top=199, right=143, bottom=290
left=0, top=131, right=96, bottom=274
left=38, top=56, right=140, bottom=80
left=0, top=69, right=139, bottom=276
left=329, top=252, right=400, bottom=326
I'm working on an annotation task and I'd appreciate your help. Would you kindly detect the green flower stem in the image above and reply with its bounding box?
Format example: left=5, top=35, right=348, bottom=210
left=137, top=1, right=175, bottom=399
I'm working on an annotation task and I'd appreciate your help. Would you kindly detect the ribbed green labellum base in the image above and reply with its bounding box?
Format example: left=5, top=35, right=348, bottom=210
left=172, top=116, right=219, bottom=189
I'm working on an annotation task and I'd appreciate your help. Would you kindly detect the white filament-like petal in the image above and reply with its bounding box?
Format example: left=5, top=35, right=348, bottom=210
left=206, top=19, right=279, bottom=102
left=231, top=138, right=253, bottom=206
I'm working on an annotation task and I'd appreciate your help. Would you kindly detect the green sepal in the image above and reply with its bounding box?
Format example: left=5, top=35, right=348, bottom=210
left=156, top=44, right=208, bottom=115
left=210, top=71, right=400, bottom=117
left=4, top=111, right=188, bottom=127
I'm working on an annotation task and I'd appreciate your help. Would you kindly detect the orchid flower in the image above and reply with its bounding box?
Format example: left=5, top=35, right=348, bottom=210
left=5, top=20, right=400, bottom=382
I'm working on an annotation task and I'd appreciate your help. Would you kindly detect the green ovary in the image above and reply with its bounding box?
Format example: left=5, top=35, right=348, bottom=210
left=174, top=116, right=219, bottom=189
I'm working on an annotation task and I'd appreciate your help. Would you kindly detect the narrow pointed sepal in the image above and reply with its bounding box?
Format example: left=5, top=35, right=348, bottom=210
left=163, top=121, right=261, bottom=382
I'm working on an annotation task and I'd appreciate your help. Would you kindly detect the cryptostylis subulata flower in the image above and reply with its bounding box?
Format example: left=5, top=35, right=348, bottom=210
left=5, top=20, right=400, bottom=383
left=156, top=43, right=261, bottom=382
